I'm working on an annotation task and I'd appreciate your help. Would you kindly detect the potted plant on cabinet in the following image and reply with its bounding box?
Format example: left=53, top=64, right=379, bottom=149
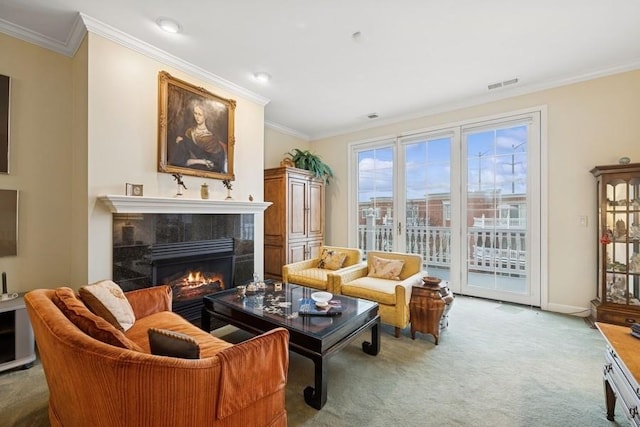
left=285, top=149, right=334, bottom=184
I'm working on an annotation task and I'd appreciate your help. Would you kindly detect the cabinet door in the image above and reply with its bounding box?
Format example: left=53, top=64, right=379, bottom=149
left=264, top=244, right=284, bottom=279
left=288, top=241, right=308, bottom=263
left=288, top=176, right=308, bottom=240
left=308, top=239, right=323, bottom=260
left=604, top=177, right=640, bottom=306
left=308, top=180, right=324, bottom=239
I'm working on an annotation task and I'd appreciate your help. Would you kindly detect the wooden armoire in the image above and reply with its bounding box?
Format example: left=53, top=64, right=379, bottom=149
left=264, top=167, right=325, bottom=279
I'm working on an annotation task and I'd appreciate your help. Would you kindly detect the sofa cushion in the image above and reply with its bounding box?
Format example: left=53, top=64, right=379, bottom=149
left=287, top=268, right=330, bottom=290
left=126, top=311, right=233, bottom=357
left=318, top=248, right=347, bottom=270
left=79, top=280, right=136, bottom=331
left=53, top=287, right=143, bottom=351
left=367, top=256, right=404, bottom=280
left=341, top=277, right=398, bottom=305
left=148, top=328, right=200, bottom=359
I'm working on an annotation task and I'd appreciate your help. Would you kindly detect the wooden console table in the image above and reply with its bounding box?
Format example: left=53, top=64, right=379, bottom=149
left=596, top=322, right=640, bottom=426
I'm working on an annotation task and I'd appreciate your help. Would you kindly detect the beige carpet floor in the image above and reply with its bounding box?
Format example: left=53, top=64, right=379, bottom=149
left=0, top=295, right=627, bottom=426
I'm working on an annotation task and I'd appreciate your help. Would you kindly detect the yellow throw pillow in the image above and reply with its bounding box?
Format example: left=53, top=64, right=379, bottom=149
left=318, top=249, right=347, bottom=270
left=79, top=280, right=136, bottom=331
left=368, top=256, right=404, bottom=280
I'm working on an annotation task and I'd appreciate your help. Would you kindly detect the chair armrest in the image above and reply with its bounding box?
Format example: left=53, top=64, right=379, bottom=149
left=329, top=264, right=368, bottom=293
left=215, top=328, right=290, bottom=419
left=396, top=272, right=425, bottom=305
left=282, top=258, right=318, bottom=281
left=125, top=285, right=173, bottom=319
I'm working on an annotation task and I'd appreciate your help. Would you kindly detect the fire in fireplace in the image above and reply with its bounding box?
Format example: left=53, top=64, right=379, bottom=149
left=151, top=239, right=235, bottom=324
left=170, top=271, right=225, bottom=301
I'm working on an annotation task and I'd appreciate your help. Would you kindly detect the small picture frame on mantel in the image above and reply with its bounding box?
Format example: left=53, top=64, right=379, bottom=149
left=125, top=183, right=144, bottom=197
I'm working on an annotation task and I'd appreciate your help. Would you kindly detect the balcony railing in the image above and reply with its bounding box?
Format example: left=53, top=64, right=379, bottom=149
left=357, top=225, right=526, bottom=277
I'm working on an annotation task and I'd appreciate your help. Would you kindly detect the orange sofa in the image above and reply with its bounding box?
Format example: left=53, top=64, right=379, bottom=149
left=25, top=286, right=289, bottom=427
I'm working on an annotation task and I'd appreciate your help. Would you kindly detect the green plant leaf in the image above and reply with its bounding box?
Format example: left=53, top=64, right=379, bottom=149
left=286, top=148, right=334, bottom=184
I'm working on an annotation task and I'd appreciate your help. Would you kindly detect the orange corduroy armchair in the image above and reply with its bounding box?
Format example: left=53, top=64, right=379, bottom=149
left=25, top=286, right=289, bottom=427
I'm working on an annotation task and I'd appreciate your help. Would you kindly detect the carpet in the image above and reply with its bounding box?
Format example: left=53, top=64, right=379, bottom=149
left=0, top=296, right=625, bottom=426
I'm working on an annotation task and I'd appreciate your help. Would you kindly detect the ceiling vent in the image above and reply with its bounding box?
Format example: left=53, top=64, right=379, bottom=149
left=488, top=77, right=519, bottom=90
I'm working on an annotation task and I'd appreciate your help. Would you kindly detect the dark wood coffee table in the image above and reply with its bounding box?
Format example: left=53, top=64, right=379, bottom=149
left=201, top=282, right=380, bottom=409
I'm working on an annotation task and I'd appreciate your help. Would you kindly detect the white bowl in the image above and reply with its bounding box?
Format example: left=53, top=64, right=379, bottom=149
left=311, top=291, right=333, bottom=304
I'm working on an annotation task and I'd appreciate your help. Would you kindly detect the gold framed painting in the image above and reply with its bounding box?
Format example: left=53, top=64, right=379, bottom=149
left=157, top=71, right=235, bottom=180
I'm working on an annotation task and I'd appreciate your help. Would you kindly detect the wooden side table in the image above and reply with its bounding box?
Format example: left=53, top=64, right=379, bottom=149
left=410, top=280, right=454, bottom=344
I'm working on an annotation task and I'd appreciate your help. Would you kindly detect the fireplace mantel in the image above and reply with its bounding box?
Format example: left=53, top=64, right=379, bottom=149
left=98, top=195, right=271, bottom=214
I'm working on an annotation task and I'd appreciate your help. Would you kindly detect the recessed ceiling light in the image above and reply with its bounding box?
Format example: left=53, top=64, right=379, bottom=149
left=253, top=72, right=272, bottom=84
left=156, top=17, right=182, bottom=34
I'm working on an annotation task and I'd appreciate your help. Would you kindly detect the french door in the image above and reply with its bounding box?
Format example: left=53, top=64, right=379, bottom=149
left=350, top=110, right=543, bottom=306
left=460, top=114, right=541, bottom=306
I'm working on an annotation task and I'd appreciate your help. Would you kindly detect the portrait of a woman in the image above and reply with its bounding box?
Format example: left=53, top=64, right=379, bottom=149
left=170, top=102, right=227, bottom=173
left=158, top=71, right=235, bottom=180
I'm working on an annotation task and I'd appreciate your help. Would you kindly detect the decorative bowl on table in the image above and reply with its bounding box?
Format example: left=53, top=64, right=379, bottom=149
left=422, top=276, right=442, bottom=287
left=311, top=291, right=333, bottom=308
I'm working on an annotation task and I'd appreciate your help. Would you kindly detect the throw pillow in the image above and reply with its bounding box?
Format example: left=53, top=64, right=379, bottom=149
left=148, top=328, right=200, bottom=359
left=53, top=287, right=142, bottom=351
left=367, top=256, right=405, bottom=280
left=317, top=249, right=347, bottom=270
left=79, top=280, right=136, bottom=332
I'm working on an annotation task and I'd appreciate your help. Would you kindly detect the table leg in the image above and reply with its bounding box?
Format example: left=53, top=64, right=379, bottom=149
left=304, top=356, right=328, bottom=410
left=362, top=317, right=380, bottom=356
left=604, top=378, right=616, bottom=421
left=201, top=307, right=211, bottom=332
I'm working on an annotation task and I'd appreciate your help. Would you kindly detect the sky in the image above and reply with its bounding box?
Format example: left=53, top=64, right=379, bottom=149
left=357, top=124, right=528, bottom=203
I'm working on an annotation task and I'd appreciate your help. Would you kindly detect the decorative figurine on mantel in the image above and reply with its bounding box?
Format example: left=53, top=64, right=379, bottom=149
left=172, top=173, right=187, bottom=196
left=222, top=179, right=233, bottom=200
left=200, top=183, right=209, bottom=199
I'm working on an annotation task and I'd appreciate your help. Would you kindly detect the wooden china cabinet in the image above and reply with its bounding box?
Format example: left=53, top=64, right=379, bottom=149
left=591, top=163, right=640, bottom=326
left=263, top=167, right=325, bottom=280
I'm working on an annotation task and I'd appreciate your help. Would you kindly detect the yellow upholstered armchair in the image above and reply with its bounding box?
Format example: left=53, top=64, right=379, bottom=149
left=333, top=251, right=424, bottom=338
left=282, top=246, right=363, bottom=294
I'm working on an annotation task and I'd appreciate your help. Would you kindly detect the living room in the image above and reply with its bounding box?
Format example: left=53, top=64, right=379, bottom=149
left=1, top=3, right=640, bottom=426
left=0, top=5, right=637, bottom=316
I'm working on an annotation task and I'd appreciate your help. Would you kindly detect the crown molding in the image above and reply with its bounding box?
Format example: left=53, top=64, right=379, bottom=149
left=308, top=60, right=640, bottom=141
left=0, top=13, right=86, bottom=57
left=265, top=120, right=310, bottom=141
left=80, top=14, right=270, bottom=107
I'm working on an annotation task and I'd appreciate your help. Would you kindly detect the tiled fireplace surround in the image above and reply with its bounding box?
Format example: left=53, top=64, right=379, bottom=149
left=100, top=196, right=271, bottom=324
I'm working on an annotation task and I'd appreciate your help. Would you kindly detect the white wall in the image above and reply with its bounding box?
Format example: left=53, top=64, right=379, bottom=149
left=85, top=33, right=267, bottom=284
left=278, top=70, right=640, bottom=314
left=263, top=126, right=309, bottom=169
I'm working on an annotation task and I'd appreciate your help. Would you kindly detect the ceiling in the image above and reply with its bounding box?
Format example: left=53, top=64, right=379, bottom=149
left=1, top=0, right=640, bottom=140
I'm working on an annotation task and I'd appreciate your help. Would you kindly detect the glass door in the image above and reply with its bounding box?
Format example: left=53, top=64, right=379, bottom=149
left=400, top=132, right=455, bottom=282
left=461, top=115, right=540, bottom=306
left=353, top=141, right=397, bottom=257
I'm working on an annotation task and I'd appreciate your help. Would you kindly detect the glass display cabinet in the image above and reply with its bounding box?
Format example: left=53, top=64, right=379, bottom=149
left=591, top=163, right=640, bottom=326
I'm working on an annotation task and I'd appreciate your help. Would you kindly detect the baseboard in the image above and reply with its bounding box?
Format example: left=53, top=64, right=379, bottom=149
left=545, top=302, right=591, bottom=317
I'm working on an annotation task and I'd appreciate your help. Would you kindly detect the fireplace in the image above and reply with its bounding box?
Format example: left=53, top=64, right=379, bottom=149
left=150, top=239, right=235, bottom=323
left=108, top=208, right=264, bottom=326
